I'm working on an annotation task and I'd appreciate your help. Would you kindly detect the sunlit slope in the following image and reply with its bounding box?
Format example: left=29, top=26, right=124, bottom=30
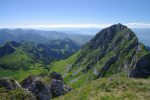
left=55, top=77, right=150, bottom=100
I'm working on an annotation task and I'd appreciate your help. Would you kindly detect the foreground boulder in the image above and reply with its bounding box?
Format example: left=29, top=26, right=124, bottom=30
left=50, top=71, right=63, bottom=80
left=51, top=80, right=72, bottom=97
left=51, top=79, right=65, bottom=97
left=0, top=78, right=21, bottom=90
left=21, top=75, right=51, bottom=100
left=50, top=71, right=72, bottom=98
left=0, top=78, right=35, bottom=100
left=20, top=72, right=72, bottom=100
left=0, top=72, right=72, bottom=100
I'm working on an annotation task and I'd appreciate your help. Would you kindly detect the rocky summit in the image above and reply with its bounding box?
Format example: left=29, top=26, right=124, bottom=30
left=75, top=23, right=150, bottom=77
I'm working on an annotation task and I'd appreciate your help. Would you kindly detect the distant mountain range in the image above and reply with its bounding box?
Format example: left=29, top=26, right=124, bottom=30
left=0, top=28, right=92, bottom=45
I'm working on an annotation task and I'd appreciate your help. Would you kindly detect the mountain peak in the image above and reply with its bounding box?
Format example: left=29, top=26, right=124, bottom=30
left=89, top=23, right=135, bottom=49
left=116, top=23, right=123, bottom=26
left=107, top=23, right=128, bottom=32
left=66, top=24, right=150, bottom=83
left=112, top=23, right=125, bottom=27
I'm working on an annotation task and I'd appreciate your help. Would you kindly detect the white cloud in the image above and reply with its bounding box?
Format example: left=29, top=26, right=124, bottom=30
left=2, top=24, right=110, bottom=29
left=125, top=23, right=150, bottom=29
left=1, top=23, right=150, bottom=29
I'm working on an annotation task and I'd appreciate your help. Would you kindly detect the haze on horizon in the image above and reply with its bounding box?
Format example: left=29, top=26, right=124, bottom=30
left=1, top=0, right=150, bottom=29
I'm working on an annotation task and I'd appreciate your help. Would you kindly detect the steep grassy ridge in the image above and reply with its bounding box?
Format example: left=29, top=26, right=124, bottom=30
left=51, top=24, right=150, bottom=88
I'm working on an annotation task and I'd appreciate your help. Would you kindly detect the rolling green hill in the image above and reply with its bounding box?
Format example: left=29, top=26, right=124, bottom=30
left=0, top=38, right=81, bottom=81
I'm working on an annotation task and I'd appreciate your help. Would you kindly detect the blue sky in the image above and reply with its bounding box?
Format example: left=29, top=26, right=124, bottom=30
left=1, top=0, right=150, bottom=28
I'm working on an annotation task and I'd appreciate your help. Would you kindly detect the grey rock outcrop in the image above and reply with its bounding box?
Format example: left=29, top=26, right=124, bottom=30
left=129, top=54, right=150, bottom=78
left=21, top=76, right=51, bottom=100
left=50, top=71, right=72, bottom=98
left=0, top=78, right=21, bottom=90
left=20, top=72, right=72, bottom=100
left=98, top=56, right=118, bottom=77
left=51, top=79, right=65, bottom=97
left=50, top=71, right=63, bottom=80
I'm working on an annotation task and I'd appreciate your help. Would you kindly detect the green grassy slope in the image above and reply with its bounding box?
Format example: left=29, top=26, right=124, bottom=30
left=50, top=51, right=94, bottom=88
left=54, top=77, right=150, bottom=100
left=0, top=87, right=35, bottom=100
left=0, top=51, right=46, bottom=82
left=0, top=42, right=48, bottom=82
left=51, top=51, right=79, bottom=74
left=0, top=68, right=49, bottom=82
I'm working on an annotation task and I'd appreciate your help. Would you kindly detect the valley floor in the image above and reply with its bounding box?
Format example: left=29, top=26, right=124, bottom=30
left=54, top=77, right=150, bottom=100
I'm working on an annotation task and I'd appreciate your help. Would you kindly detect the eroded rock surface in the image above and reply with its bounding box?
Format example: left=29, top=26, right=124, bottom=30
left=0, top=78, right=21, bottom=90
left=21, top=75, right=51, bottom=100
left=50, top=71, right=72, bottom=98
left=20, top=72, right=72, bottom=100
